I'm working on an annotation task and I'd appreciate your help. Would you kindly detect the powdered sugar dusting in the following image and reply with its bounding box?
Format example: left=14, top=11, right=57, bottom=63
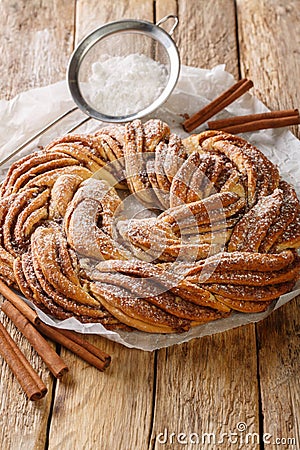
left=86, top=54, right=168, bottom=116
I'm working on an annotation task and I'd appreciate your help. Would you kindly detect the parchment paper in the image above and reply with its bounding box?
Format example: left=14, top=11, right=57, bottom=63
left=1, top=64, right=300, bottom=350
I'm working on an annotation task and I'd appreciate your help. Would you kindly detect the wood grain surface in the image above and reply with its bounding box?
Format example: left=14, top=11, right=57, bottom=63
left=0, top=0, right=74, bottom=99
left=237, top=0, right=300, bottom=138
left=0, top=1, right=299, bottom=449
left=150, top=327, right=260, bottom=450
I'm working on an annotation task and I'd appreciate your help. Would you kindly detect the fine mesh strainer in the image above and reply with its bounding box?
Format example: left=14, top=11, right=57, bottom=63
left=0, top=16, right=180, bottom=168
left=67, top=15, right=180, bottom=122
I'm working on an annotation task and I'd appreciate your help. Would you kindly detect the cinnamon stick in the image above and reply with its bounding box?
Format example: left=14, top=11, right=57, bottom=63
left=1, top=301, right=68, bottom=379
left=0, top=284, right=111, bottom=372
left=211, top=115, right=300, bottom=134
left=36, top=322, right=111, bottom=372
left=0, top=321, right=47, bottom=401
left=0, top=279, right=39, bottom=325
left=182, top=78, right=254, bottom=132
left=52, top=328, right=111, bottom=367
left=208, top=109, right=300, bottom=132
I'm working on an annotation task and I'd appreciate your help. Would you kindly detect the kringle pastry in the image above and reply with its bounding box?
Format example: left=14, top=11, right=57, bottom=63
left=0, top=119, right=299, bottom=333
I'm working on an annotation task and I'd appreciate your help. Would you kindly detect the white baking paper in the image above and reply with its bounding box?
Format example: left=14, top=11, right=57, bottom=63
left=1, top=64, right=300, bottom=350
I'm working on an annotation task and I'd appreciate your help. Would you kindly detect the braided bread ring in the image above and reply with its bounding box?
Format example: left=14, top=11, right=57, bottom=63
left=0, top=119, right=299, bottom=334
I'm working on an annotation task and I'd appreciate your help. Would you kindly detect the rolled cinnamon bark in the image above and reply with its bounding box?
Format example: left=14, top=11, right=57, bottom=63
left=208, top=111, right=300, bottom=134
left=1, top=301, right=68, bottom=379
left=0, top=279, right=39, bottom=325
left=208, top=108, right=299, bottom=129
left=0, top=321, right=47, bottom=400
left=36, top=322, right=111, bottom=371
left=182, top=78, right=253, bottom=132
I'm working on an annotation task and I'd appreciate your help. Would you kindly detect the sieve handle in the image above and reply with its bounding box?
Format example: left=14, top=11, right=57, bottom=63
left=156, top=15, right=179, bottom=36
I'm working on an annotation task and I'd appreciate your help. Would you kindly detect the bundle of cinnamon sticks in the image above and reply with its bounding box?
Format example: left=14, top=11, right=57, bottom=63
left=0, top=280, right=111, bottom=401
left=182, top=78, right=300, bottom=133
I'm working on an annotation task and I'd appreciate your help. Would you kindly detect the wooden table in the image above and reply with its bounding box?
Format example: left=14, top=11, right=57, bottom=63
left=0, top=1, right=299, bottom=449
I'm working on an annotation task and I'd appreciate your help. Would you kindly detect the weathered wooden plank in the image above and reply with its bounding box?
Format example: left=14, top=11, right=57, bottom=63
left=151, top=327, right=260, bottom=449
left=75, top=0, right=154, bottom=43
left=176, top=0, right=239, bottom=77
left=155, top=0, right=177, bottom=23
left=236, top=0, right=300, bottom=138
left=256, top=304, right=300, bottom=447
left=48, top=337, right=155, bottom=450
left=0, top=0, right=74, bottom=99
left=237, top=0, right=300, bottom=444
left=0, top=1, right=75, bottom=449
left=155, top=0, right=178, bottom=47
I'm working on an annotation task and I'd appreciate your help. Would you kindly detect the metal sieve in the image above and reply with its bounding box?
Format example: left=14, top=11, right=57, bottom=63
left=67, top=15, right=180, bottom=123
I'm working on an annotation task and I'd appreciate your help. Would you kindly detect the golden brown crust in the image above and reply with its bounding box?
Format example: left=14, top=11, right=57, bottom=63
left=91, top=282, right=191, bottom=333
left=215, top=295, right=272, bottom=313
